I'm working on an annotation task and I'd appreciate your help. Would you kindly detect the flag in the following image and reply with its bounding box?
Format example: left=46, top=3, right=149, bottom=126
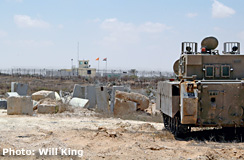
left=103, top=58, right=107, bottom=61
left=96, top=57, right=99, bottom=61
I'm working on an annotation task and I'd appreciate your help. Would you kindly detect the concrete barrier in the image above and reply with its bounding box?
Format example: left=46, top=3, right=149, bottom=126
left=86, top=85, right=96, bottom=108
left=72, top=84, right=96, bottom=108
left=73, top=84, right=86, bottom=99
left=96, top=86, right=110, bottom=113
left=11, top=82, right=28, bottom=96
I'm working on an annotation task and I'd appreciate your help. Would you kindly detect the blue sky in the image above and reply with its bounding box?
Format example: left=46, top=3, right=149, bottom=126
left=0, top=0, right=244, bottom=71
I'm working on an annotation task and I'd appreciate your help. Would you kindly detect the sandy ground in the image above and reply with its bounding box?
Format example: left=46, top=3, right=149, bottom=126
left=0, top=108, right=244, bottom=160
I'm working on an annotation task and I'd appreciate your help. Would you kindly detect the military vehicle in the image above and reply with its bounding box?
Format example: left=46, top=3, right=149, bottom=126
left=157, top=36, right=244, bottom=136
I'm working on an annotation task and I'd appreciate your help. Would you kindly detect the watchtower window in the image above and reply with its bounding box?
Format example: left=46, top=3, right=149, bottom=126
left=205, top=65, right=214, bottom=78
left=87, top=70, right=91, bottom=74
left=221, top=65, right=230, bottom=77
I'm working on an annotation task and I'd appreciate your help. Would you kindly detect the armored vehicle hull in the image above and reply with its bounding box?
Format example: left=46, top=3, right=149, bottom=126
left=157, top=37, right=244, bottom=136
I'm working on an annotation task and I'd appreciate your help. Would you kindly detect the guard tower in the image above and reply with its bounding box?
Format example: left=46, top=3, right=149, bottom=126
left=77, top=60, right=96, bottom=77
left=79, top=60, right=90, bottom=68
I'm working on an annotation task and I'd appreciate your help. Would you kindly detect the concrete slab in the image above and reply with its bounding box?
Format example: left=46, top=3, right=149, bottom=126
left=7, top=96, right=33, bottom=115
left=0, top=99, right=7, bottom=109
left=6, top=92, right=20, bottom=97
left=69, top=97, right=89, bottom=108
left=11, top=82, right=28, bottom=96
left=73, top=84, right=86, bottom=99
left=96, top=86, right=109, bottom=113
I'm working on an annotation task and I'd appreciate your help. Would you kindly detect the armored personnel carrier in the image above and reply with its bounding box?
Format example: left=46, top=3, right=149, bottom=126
left=157, top=36, right=244, bottom=136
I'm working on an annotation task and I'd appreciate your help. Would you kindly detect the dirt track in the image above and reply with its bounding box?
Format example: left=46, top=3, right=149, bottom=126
left=0, top=108, right=244, bottom=160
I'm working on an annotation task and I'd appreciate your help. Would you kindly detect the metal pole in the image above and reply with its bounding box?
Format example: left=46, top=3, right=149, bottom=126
left=106, top=60, right=107, bottom=74
left=71, top=59, right=73, bottom=69
left=98, top=59, right=100, bottom=75
left=71, top=59, right=73, bottom=76
left=77, top=42, right=79, bottom=68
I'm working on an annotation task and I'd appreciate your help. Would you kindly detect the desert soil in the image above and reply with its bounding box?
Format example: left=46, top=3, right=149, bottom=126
left=0, top=108, right=244, bottom=160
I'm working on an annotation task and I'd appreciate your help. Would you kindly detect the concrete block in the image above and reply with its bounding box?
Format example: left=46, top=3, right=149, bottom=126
left=110, top=86, right=125, bottom=112
left=11, top=82, right=28, bottom=96
left=96, top=86, right=110, bottom=113
left=38, top=104, right=57, bottom=114
left=6, top=92, right=19, bottom=97
left=0, top=99, right=7, bottom=109
left=73, top=84, right=86, bottom=99
left=114, top=98, right=137, bottom=116
left=31, top=90, right=55, bottom=101
left=7, top=96, right=33, bottom=115
left=36, top=98, right=59, bottom=113
left=69, top=97, right=89, bottom=108
left=86, top=85, right=96, bottom=108
left=115, top=91, right=149, bottom=110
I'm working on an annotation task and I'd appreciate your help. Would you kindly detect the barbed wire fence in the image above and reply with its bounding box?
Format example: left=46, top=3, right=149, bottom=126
left=0, top=68, right=174, bottom=79
left=0, top=68, right=174, bottom=92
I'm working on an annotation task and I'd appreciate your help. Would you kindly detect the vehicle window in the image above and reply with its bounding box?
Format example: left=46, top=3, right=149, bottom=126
left=222, top=65, right=230, bottom=77
left=205, top=66, right=214, bottom=77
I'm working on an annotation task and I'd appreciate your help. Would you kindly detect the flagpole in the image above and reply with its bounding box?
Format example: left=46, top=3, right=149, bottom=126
left=98, top=59, right=99, bottom=74
left=106, top=59, right=108, bottom=81
left=106, top=59, right=107, bottom=76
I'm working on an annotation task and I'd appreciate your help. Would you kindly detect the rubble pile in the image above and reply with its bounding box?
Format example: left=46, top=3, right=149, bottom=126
left=1, top=82, right=159, bottom=117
